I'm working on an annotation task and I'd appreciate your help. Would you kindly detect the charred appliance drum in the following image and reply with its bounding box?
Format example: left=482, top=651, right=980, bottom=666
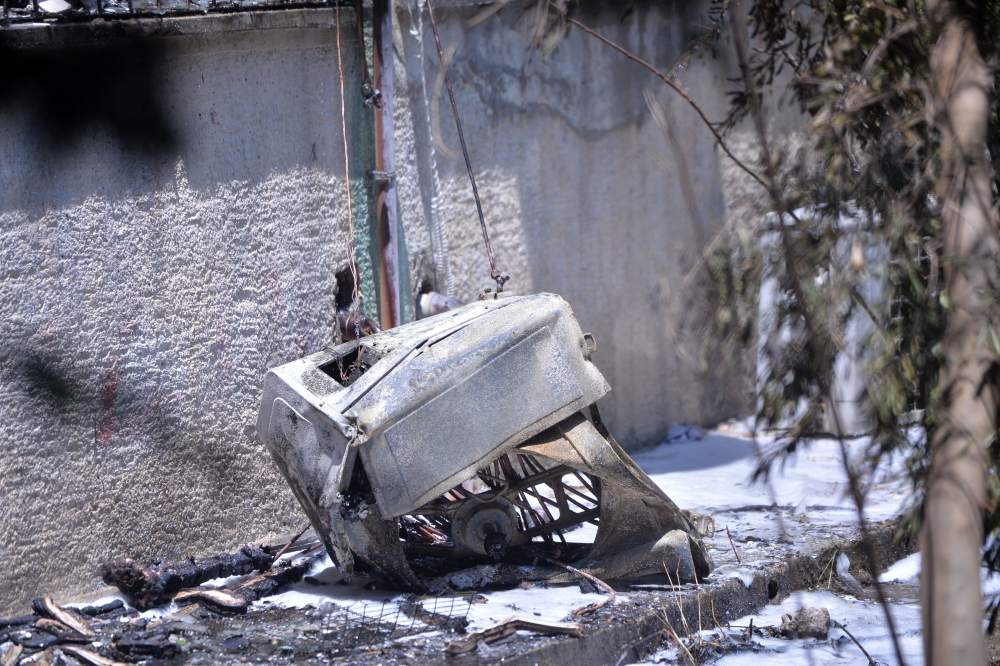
left=257, top=294, right=713, bottom=590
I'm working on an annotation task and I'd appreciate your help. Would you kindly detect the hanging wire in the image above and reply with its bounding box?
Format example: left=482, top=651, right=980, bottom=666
left=335, top=1, right=363, bottom=342
left=424, top=0, right=509, bottom=296
left=406, top=0, right=456, bottom=298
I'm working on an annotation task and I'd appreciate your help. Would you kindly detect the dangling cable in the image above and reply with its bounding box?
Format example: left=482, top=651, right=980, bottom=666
left=407, top=0, right=456, bottom=298
left=424, top=0, right=509, bottom=297
left=336, top=2, right=363, bottom=342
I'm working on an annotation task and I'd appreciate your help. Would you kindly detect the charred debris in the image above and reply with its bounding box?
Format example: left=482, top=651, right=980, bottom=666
left=257, top=293, right=714, bottom=592
left=0, top=298, right=720, bottom=664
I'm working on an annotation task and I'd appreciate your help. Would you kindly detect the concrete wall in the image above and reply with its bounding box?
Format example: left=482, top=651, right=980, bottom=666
left=0, top=10, right=382, bottom=614
left=393, top=0, right=749, bottom=444
left=0, top=0, right=753, bottom=614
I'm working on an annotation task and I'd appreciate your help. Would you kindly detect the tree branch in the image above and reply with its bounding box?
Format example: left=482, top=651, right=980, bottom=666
left=730, top=3, right=909, bottom=665
left=563, top=10, right=767, bottom=189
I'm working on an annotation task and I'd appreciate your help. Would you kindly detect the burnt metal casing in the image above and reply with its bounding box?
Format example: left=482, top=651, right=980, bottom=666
left=258, top=293, right=713, bottom=587
left=257, top=295, right=607, bottom=560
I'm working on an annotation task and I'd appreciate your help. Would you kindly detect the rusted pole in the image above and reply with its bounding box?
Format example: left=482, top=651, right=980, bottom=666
left=372, top=0, right=400, bottom=329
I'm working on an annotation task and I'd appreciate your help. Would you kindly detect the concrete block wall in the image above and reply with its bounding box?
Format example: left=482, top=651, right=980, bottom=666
left=394, top=0, right=750, bottom=444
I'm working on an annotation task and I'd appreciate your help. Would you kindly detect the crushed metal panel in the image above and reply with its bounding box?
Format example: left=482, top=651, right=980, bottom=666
left=364, top=325, right=583, bottom=516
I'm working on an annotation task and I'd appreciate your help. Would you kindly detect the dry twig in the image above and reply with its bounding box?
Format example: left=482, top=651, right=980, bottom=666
left=729, top=3, right=907, bottom=664
left=726, top=526, right=741, bottom=564
left=545, top=558, right=616, bottom=614
left=561, top=6, right=765, bottom=189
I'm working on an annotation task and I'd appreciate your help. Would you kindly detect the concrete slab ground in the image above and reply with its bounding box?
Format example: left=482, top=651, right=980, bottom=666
left=0, top=517, right=916, bottom=666
left=0, top=429, right=924, bottom=665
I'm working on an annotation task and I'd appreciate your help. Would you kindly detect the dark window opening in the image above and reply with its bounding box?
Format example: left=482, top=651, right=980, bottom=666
left=319, top=343, right=382, bottom=388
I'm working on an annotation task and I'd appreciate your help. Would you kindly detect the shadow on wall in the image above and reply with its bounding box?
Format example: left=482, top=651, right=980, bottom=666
left=0, top=39, right=177, bottom=155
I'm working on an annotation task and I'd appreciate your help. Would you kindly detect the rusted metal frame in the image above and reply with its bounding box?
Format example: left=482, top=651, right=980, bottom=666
left=557, top=487, right=595, bottom=514
left=516, top=453, right=535, bottom=480
left=504, top=463, right=572, bottom=496
left=521, top=453, right=543, bottom=475
left=515, top=492, right=549, bottom=537
left=520, top=508, right=600, bottom=539
left=550, top=481, right=569, bottom=544
left=572, top=470, right=595, bottom=493
left=561, top=481, right=596, bottom=503
left=510, top=494, right=543, bottom=517
left=525, top=454, right=552, bottom=475
left=520, top=484, right=560, bottom=509
left=498, top=456, right=514, bottom=482
left=499, top=454, right=521, bottom=484
left=521, top=487, right=558, bottom=530
left=561, top=482, right=597, bottom=506
left=372, top=0, right=400, bottom=330
left=472, top=472, right=508, bottom=503
left=510, top=493, right=545, bottom=531
left=353, top=0, right=375, bottom=100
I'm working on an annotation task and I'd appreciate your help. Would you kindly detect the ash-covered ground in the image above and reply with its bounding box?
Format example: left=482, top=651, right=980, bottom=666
left=6, top=425, right=965, bottom=665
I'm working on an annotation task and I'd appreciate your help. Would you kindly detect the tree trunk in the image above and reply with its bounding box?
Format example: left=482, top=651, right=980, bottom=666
left=922, top=7, right=997, bottom=666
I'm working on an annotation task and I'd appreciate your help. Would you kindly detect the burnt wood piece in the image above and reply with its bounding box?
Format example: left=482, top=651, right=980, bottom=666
left=100, top=546, right=274, bottom=610
left=146, top=554, right=321, bottom=629
left=19, top=632, right=59, bottom=650
left=78, top=600, right=125, bottom=617
left=0, top=615, right=36, bottom=629
left=61, top=645, right=132, bottom=666
left=34, top=618, right=92, bottom=643
left=172, top=589, right=248, bottom=613
left=444, top=615, right=583, bottom=655
left=112, top=629, right=176, bottom=658
left=228, top=555, right=318, bottom=603
left=31, top=598, right=94, bottom=637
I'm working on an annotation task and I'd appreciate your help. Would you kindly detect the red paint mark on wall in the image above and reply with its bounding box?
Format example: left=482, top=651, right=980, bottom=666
left=95, top=364, right=121, bottom=447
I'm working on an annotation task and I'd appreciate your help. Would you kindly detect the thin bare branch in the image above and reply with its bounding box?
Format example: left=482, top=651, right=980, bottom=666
left=730, top=3, right=909, bottom=664
left=563, top=9, right=766, bottom=189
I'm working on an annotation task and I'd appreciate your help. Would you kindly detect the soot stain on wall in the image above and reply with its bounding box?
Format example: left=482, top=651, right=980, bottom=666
left=0, top=39, right=178, bottom=155
left=0, top=346, right=89, bottom=414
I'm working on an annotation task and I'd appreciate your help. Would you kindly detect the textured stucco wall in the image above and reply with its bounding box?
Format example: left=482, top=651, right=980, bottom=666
left=0, top=0, right=755, bottom=615
left=0, top=10, right=387, bottom=614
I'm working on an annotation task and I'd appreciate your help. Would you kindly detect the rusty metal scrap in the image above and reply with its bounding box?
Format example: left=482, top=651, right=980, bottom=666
left=257, top=293, right=714, bottom=591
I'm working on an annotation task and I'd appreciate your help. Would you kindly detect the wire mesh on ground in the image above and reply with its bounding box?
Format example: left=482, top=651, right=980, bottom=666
left=311, top=596, right=473, bottom=654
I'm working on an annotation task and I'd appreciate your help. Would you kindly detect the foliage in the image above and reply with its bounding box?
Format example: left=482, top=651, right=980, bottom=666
left=692, top=0, right=1000, bottom=566
left=532, top=0, right=1000, bottom=568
